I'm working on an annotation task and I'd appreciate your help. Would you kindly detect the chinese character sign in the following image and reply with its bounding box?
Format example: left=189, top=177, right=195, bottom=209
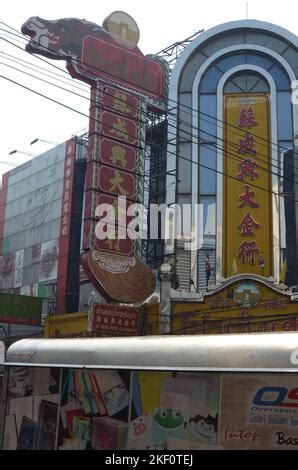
left=56, top=138, right=76, bottom=313
left=22, top=11, right=168, bottom=304
left=92, top=303, right=140, bottom=336
left=223, top=94, right=272, bottom=277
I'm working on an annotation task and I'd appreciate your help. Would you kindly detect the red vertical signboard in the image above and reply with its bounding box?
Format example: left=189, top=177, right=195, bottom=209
left=56, top=138, right=76, bottom=313
left=21, top=11, right=169, bottom=304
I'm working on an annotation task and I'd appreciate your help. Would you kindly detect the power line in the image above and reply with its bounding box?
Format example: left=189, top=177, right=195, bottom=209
left=2, top=23, right=295, bottom=159
left=0, top=51, right=90, bottom=95
left=1, top=26, right=296, bottom=195
left=2, top=73, right=298, bottom=206
left=1, top=57, right=297, bottom=188
left=1, top=39, right=295, bottom=186
left=0, top=72, right=289, bottom=195
left=1, top=27, right=296, bottom=184
left=0, top=77, right=292, bottom=274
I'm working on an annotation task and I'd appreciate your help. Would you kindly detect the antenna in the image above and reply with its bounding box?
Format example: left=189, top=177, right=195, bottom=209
left=246, top=1, right=249, bottom=19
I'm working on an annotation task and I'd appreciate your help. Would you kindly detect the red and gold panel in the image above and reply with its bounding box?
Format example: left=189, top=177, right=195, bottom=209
left=101, top=85, right=139, bottom=120
left=97, top=138, right=137, bottom=172
left=95, top=193, right=135, bottom=227
left=56, top=138, right=76, bottom=313
left=95, top=233, right=134, bottom=257
left=101, top=110, right=138, bottom=145
left=81, top=36, right=165, bottom=100
left=97, top=166, right=136, bottom=198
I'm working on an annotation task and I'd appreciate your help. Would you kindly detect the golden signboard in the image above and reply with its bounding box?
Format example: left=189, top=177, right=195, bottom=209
left=44, top=312, right=88, bottom=338
left=172, top=280, right=298, bottom=335
left=223, top=94, right=272, bottom=277
left=144, top=303, right=160, bottom=335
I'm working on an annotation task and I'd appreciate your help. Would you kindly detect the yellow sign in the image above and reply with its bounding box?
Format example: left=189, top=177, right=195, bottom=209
left=171, top=280, right=298, bottom=335
left=144, top=303, right=160, bottom=335
left=44, top=312, right=88, bottom=338
left=223, top=94, right=272, bottom=277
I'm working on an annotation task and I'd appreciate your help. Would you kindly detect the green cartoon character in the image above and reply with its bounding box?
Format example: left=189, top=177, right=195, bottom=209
left=154, top=408, right=184, bottom=430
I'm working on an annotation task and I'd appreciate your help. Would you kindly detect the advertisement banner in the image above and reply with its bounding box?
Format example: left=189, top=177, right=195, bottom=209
left=92, top=303, right=140, bottom=336
left=0, top=292, right=42, bottom=325
left=223, top=94, right=272, bottom=277
left=38, top=240, right=59, bottom=283
left=220, top=373, right=298, bottom=450
left=0, top=253, right=15, bottom=290
left=14, top=249, right=24, bottom=288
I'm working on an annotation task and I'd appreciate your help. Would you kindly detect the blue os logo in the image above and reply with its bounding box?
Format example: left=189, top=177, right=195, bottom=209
left=253, top=386, right=298, bottom=408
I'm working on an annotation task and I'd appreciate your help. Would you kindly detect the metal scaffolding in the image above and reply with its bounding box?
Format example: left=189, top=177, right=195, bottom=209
left=144, top=31, right=204, bottom=269
left=155, top=29, right=204, bottom=70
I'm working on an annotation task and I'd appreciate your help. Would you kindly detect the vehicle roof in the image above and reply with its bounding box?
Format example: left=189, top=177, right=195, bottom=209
left=5, top=332, right=298, bottom=372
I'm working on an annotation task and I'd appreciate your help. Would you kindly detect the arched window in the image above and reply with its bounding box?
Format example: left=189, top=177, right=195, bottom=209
left=223, top=71, right=269, bottom=94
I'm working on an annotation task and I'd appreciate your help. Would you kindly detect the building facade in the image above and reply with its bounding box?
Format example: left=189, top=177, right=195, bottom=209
left=0, top=137, right=87, bottom=318
left=166, top=20, right=298, bottom=291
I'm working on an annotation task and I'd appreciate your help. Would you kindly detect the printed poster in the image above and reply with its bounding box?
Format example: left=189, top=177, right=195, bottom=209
left=127, top=372, right=220, bottom=449
left=220, top=373, right=298, bottom=450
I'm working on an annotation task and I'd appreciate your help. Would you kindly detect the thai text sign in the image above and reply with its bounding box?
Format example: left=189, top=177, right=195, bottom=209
left=92, top=303, right=140, bottom=335
left=223, top=94, right=272, bottom=276
left=172, top=280, right=298, bottom=335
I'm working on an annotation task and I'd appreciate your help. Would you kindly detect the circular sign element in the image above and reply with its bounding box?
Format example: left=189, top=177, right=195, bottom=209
left=290, top=349, right=298, bottom=365
left=103, top=11, right=140, bottom=49
left=234, top=282, right=260, bottom=309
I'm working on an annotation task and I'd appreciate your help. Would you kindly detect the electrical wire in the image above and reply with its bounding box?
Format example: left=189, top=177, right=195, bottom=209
left=0, top=56, right=297, bottom=183
left=2, top=73, right=298, bottom=210
left=1, top=34, right=296, bottom=191
left=1, top=27, right=297, bottom=198
left=1, top=28, right=296, bottom=193
left=1, top=23, right=296, bottom=159
left=1, top=58, right=296, bottom=190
